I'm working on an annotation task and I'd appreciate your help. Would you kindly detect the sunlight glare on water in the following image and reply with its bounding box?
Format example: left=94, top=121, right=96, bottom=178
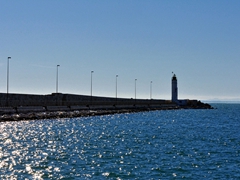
left=0, top=104, right=240, bottom=179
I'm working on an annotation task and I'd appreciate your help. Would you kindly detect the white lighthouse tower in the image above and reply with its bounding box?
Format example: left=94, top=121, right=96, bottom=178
left=171, top=74, right=178, bottom=103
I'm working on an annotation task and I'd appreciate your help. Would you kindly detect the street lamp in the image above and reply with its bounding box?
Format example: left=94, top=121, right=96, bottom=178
left=115, top=75, right=118, bottom=106
left=90, top=71, right=94, bottom=106
left=7, top=57, right=11, bottom=106
left=150, top=81, right=153, bottom=99
left=56, top=65, right=60, bottom=93
left=116, top=75, right=118, bottom=99
left=7, top=57, right=11, bottom=95
left=91, top=71, right=94, bottom=97
left=135, top=79, right=137, bottom=100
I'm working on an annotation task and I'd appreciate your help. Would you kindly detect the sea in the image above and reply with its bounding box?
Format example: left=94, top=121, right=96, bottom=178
left=0, top=103, right=240, bottom=179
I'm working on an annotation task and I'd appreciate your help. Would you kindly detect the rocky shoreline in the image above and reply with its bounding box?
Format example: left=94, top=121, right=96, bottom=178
left=0, top=104, right=213, bottom=122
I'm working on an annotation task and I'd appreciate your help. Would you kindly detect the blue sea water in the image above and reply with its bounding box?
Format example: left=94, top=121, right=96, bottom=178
left=0, top=103, right=240, bottom=179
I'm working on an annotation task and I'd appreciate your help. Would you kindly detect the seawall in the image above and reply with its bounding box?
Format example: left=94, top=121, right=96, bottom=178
left=0, top=92, right=212, bottom=121
left=0, top=92, right=174, bottom=110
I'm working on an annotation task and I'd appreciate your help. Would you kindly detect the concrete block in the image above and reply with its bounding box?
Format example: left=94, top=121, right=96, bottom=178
left=46, top=106, right=70, bottom=112
left=90, top=106, right=115, bottom=110
left=115, top=105, right=136, bottom=110
left=17, top=106, right=46, bottom=113
left=0, top=107, right=16, bottom=114
left=70, top=106, right=89, bottom=111
left=160, top=104, right=176, bottom=107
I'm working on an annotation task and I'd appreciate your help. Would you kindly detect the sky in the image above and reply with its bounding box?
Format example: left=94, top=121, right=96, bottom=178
left=0, top=0, right=240, bottom=101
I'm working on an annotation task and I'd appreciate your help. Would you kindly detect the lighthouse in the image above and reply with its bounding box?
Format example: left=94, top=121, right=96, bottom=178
left=172, top=74, right=178, bottom=103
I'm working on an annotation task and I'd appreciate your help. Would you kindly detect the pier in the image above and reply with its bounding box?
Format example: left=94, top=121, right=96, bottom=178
left=0, top=92, right=212, bottom=121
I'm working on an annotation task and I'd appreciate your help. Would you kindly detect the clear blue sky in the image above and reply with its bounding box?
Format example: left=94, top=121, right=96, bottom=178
left=1, top=0, right=240, bottom=101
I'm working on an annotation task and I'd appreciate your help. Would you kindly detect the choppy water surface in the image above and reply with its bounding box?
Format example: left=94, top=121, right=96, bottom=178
left=0, top=104, right=240, bottom=179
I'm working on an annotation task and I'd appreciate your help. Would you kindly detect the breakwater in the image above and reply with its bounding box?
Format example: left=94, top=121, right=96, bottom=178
left=0, top=93, right=170, bottom=107
left=0, top=92, right=212, bottom=121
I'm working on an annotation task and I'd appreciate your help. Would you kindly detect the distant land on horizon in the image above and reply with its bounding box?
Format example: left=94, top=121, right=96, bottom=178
left=203, top=100, right=240, bottom=104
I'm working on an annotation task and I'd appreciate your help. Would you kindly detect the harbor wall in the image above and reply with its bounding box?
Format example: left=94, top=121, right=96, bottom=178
left=0, top=93, right=172, bottom=108
left=0, top=93, right=212, bottom=119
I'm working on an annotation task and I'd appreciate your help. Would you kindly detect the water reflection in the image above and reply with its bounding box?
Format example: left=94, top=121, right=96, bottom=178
left=0, top=106, right=240, bottom=179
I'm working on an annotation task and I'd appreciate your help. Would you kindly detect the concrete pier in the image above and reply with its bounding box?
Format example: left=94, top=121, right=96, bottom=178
left=0, top=92, right=212, bottom=121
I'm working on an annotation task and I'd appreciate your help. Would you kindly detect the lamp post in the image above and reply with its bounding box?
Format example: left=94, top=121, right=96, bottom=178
left=56, top=65, right=60, bottom=93
left=116, top=75, right=118, bottom=99
left=91, top=71, right=94, bottom=96
left=91, top=71, right=94, bottom=105
left=7, top=57, right=11, bottom=94
left=150, top=81, right=152, bottom=99
left=7, top=57, right=11, bottom=106
left=116, top=75, right=118, bottom=105
left=135, top=79, right=137, bottom=100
